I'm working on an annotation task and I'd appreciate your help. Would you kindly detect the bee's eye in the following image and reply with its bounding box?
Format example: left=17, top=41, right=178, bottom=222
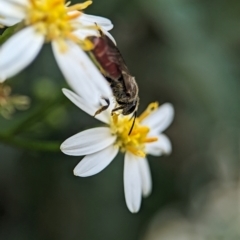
left=123, top=104, right=136, bottom=115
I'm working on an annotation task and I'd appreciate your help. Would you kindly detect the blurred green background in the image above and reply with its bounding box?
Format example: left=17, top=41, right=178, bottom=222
left=1, top=0, right=240, bottom=239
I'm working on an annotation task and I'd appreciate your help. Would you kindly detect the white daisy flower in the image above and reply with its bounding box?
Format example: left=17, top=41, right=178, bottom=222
left=0, top=0, right=113, bottom=100
left=61, top=88, right=174, bottom=213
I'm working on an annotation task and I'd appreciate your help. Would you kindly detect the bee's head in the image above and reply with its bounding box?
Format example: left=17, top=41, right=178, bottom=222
left=122, top=97, right=139, bottom=115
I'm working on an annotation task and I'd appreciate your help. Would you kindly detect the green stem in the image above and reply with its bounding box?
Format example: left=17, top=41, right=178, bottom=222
left=0, top=94, right=68, bottom=151
left=7, top=95, right=67, bottom=136
left=0, top=133, right=60, bottom=152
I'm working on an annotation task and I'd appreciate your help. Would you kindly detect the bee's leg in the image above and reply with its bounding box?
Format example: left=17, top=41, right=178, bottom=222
left=105, top=77, right=112, bottom=83
left=94, top=98, right=110, bottom=116
left=94, top=23, right=103, bottom=36
left=111, top=106, right=124, bottom=115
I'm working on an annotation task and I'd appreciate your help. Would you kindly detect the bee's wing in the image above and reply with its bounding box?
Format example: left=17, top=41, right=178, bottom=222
left=102, top=34, right=138, bottom=96
left=103, top=35, right=128, bottom=68
left=121, top=71, right=138, bottom=96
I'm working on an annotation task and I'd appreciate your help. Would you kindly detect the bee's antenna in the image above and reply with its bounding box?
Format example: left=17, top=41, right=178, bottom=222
left=128, top=111, right=137, bottom=135
left=129, top=111, right=136, bottom=121
left=94, top=22, right=103, bottom=36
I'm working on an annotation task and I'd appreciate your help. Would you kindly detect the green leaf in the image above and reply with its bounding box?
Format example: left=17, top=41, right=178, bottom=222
left=0, top=25, right=17, bottom=44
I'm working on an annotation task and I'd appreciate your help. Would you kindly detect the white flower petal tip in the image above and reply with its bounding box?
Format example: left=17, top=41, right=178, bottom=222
left=79, top=14, right=114, bottom=31
left=157, top=103, right=175, bottom=130
left=129, top=207, right=140, bottom=214
left=159, top=134, right=172, bottom=155
left=73, top=145, right=119, bottom=177
left=60, top=127, right=116, bottom=156
left=142, top=103, right=174, bottom=133
left=124, top=153, right=142, bottom=213
left=61, top=88, right=111, bottom=124
left=146, top=134, right=172, bottom=156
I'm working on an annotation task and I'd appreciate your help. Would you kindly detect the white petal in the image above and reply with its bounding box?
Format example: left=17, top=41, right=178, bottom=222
left=0, top=1, right=25, bottom=19
left=146, top=134, right=172, bottom=156
left=62, top=88, right=110, bottom=124
left=141, top=103, right=174, bottom=133
left=0, top=16, right=21, bottom=26
left=6, top=0, right=28, bottom=5
left=73, top=28, right=116, bottom=50
left=52, top=41, right=112, bottom=104
left=138, top=157, right=152, bottom=197
left=52, top=41, right=98, bottom=103
left=60, top=127, right=116, bottom=156
left=73, top=28, right=99, bottom=40
left=0, top=27, right=44, bottom=79
left=73, top=144, right=119, bottom=177
left=79, top=14, right=113, bottom=31
left=124, top=152, right=142, bottom=213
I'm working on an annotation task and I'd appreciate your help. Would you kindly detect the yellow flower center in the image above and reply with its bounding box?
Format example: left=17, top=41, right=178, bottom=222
left=110, top=102, right=159, bottom=157
left=25, top=0, right=94, bottom=50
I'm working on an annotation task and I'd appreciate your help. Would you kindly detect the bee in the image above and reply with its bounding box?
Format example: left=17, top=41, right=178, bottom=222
left=87, top=31, right=139, bottom=134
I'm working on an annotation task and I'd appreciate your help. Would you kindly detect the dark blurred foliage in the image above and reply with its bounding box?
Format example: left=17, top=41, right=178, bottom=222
left=1, top=0, right=240, bottom=239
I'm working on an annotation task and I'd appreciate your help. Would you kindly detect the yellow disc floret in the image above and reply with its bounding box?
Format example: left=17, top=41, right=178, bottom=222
left=110, top=102, right=159, bottom=157
left=25, top=0, right=93, bottom=50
